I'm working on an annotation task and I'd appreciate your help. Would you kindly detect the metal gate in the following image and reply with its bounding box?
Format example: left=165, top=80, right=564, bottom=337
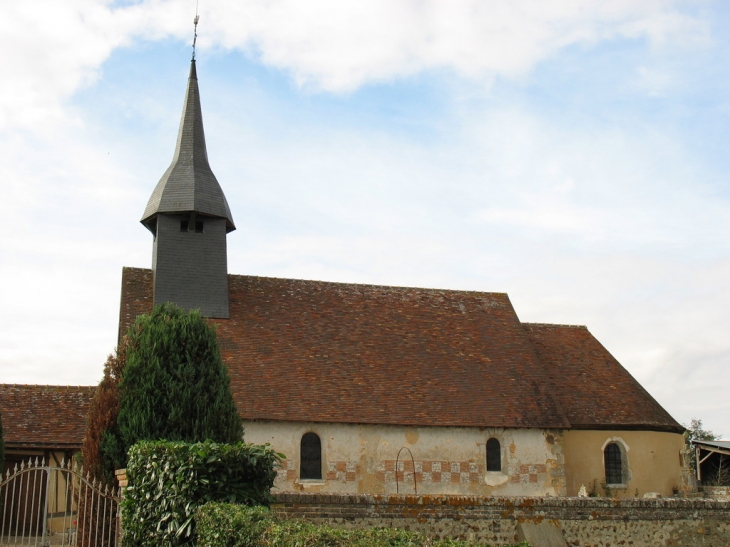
left=1, top=458, right=119, bottom=547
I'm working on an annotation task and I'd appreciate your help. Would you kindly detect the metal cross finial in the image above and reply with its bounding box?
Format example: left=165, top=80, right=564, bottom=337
left=192, top=8, right=200, bottom=61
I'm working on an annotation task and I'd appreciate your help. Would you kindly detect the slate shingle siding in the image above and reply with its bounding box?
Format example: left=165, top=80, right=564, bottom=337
left=152, top=215, right=229, bottom=318
left=141, top=61, right=234, bottom=231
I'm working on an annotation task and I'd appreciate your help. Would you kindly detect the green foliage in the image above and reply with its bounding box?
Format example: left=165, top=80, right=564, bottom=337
left=122, top=440, right=282, bottom=547
left=196, top=503, right=531, bottom=547
left=107, top=303, right=243, bottom=469
left=684, top=418, right=720, bottom=474
left=196, top=504, right=270, bottom=547
left=685, top=418, right=719, bottom=445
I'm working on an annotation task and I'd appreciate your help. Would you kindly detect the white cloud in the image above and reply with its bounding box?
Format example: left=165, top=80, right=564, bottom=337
left=0, top=1, right=119, bottom=130
left=1, top=0, right=727, bottom=434
left=0, top=0, right=191, bottom=132
left=0, top=0, right=708, bottom=134
left=204, top=0, right=707, bottom=90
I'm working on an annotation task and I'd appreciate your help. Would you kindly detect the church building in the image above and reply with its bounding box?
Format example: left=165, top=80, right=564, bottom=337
left=117, top=58, right=688, bottom=498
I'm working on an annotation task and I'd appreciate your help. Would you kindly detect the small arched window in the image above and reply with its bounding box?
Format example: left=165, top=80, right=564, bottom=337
left=604, top=442, right=623, bottom=484
left=300, top=432, right=322, bottom=480
left=486, top=438, right=501, bottom=472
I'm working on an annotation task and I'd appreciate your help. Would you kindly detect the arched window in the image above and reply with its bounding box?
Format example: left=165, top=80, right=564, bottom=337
left=486, top=438, right=501, bottom=472
left=300, top=432, right=322, bottom=480
left=604, top=442, right=623, bottom=484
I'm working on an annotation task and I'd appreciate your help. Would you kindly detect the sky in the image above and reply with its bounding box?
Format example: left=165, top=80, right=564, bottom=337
left=0, top=0, right=728, bottom=436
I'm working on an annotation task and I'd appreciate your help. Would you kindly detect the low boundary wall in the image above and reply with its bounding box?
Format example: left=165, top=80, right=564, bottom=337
left=271, top=492, right=730, bottom=546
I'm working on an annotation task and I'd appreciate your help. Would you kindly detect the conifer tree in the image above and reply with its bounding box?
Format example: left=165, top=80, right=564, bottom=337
left=108, top=303, right=243, bottom=470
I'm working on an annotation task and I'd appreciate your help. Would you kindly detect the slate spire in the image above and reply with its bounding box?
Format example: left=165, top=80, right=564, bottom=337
left=141, top=60, right=235, bottom=233
left=142, top=58, right=233, bottom=319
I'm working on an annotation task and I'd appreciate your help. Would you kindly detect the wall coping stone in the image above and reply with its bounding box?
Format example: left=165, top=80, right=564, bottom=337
left=272, top=491, right=730, bottom=511
left=271, top=491, right=730, bottom=524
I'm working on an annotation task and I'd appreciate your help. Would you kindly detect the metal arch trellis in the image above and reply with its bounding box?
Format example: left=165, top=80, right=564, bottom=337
left=0, top=458, right=120, bottom=547
left=395, top=447, right=418, bottom=495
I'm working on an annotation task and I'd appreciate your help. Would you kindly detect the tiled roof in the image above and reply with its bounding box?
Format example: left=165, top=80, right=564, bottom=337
left=118, top=267, right=153, bottom=344
left=0, top=384, right=96, bottom=448
left=221, top=275, right=571, bottom=429
left=523, top=323, right=683, bottom=433
left=119, top=267, right=682, bottom=432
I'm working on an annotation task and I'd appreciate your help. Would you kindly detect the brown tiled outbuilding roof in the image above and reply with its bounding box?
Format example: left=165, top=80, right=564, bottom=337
left=119, top=267, right=681, bottom=433
left=0, top=384, right=96, bottom=449
left=523, top=323, right=683, bottom=433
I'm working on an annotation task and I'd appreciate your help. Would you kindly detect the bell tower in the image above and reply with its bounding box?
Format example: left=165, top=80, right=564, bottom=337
left=140, top=59, right=235, bottom=318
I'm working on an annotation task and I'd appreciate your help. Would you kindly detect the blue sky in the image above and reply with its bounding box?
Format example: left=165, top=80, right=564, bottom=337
left=1, top=0, right=729, bottom=436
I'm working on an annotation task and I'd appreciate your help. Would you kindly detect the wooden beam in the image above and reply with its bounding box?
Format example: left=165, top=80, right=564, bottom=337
left=696, top=446, right=702, bottom=482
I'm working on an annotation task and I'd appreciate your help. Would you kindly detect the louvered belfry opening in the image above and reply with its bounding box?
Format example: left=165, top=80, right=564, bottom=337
left=604, top=442, right=623, bottom=484
left=300, top=432, right=322, bottom=480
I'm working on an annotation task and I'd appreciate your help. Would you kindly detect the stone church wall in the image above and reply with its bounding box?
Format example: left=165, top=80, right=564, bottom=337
left=271, top=492, right=730, bottom=547
left=244, top=421, right=565, bottom=496
left=562, top=429, right=686, bottom=498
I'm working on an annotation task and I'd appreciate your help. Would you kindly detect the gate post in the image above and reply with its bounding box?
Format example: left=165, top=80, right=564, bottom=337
left=40, top=465, right=51, bottom=547
left=115, top=469, right=127, bottom=547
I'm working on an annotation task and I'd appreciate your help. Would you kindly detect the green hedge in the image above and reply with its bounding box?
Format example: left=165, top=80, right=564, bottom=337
left=196, top=503, right=530, bottom=547
left=122, top=440, right=282, bottom=547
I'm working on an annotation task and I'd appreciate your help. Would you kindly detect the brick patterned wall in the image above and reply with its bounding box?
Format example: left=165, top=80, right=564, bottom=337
left=278, top=458, right=555, bottom=489
left=271, top=492, right=730, bottom=547
left=278, top=460, right=361, bottom=483
left=510, top=463, right=547, bottom=484
left=326, top=461, right=359, bottom=482
left=377, top=460, right=483, bottom=485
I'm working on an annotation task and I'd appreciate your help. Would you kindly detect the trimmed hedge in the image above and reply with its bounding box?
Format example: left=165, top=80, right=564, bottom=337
left=196, top=503, right=530, bottom=547
left=122, top=440, right=282, bottom=547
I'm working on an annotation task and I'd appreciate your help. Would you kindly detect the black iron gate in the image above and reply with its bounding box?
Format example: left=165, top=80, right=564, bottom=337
left=0, top=458, right=119, bottom=547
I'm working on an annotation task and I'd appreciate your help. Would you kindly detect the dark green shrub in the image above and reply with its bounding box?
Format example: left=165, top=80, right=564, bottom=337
left=196, top=504, right=270, bottom=547
left=122, top=440, right=281, bottom=547
left=108, top=303, right=243, bottom=470
left=196, top=503, right=531, bottom=547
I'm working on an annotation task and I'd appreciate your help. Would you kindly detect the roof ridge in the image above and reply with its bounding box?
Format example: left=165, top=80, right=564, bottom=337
left=124, top=266, right=510, bottom=297
left=522, top=322, right=588, bottom=329
left=230, top=273, right=510, bottom=297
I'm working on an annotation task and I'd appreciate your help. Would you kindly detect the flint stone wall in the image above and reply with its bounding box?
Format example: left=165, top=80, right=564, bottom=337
left=271, top=492, right=730, bottom=547
left=699, top=486, right=730, bottom=501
